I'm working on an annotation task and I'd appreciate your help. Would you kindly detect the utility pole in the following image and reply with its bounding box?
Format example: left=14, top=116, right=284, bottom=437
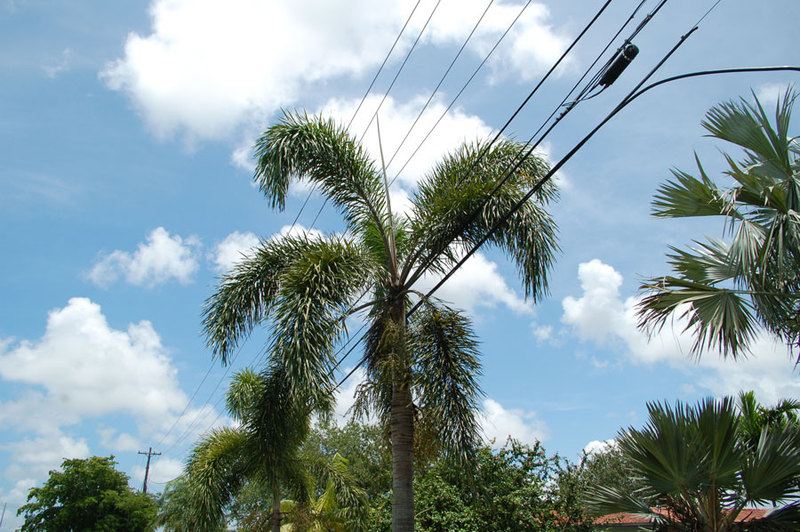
left=137, top=447, right=161, bottom=494
left=0, top=502, right=7, bottom=529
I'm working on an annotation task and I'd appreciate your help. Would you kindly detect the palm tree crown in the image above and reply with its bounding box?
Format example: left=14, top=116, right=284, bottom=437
left=638, top=89, right=800, bottom=360
left=203, top=111, right=559, bottom=530
left=585, top=397, right=800, bottom=531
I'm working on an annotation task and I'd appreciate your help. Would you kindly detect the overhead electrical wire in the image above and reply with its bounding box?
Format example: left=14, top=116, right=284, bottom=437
left=333, top=0, right=722, bottom=391
left=152, top=1, right=428, bottom=458
left=330, top=0, right=627, bottom=378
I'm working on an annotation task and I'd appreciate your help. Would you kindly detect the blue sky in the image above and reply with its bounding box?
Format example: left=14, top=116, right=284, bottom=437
left=1, top=0, right=798, bottom=525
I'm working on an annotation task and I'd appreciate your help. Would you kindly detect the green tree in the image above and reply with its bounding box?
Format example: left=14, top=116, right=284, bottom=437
left=18, top=456, right=157, bottom=532
left=585, top=397, right=800, bottom=531
left=162, top=368, right=368, bottom=532
left=637, top=89, right=800, bottom=360
left=203, top=112, right=558, bottom=529
left=736, top=390, right=800, bottom=450
left=370, top=439, right=590, bottom=531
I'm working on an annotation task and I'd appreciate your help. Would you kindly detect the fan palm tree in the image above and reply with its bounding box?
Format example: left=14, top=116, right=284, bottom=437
left=637, top=89, right=800, bottom=360
left=585, top=397, right=800, bottom=531
left=203, top=111, right=558, bottom=529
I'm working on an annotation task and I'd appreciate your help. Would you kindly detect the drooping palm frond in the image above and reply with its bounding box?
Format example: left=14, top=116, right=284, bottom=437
left=410, top=299, right=483, bottom=465
left=203, top=234, right=324, bottom=363
left=268, top=236, right=376, bottom=405
left=226, top=368, right=266, bottom=423
left=253, top=111, right=389, bottom=237
left=406, top=139, right=559, bottom=301
left=185, top=427, right=251, bottom=529
left=638, top=89, right=800, bottom=359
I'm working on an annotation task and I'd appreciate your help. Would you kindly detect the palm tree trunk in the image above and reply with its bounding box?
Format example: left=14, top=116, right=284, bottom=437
left=390, top=297, right=414, bottom=531
left=272, top=488, right=281, bottom=532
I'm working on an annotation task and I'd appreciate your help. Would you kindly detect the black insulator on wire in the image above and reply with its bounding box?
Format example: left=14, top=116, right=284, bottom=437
left=598, top=42, right=639, bottom=87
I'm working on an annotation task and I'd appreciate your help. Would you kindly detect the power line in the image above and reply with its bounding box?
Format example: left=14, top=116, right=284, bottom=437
left=334, top=0, right=719, bottom=392
left=291, top=0, right=440, bottom=234
left=329, top=0, right=622, bottom=381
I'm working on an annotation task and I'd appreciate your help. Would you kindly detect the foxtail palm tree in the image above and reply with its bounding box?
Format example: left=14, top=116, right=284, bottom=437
left=637, top=89, right=800, bottom=360
left=203, top=111, right=558, bottom=529
left=585, top=397, right=800, bottom=531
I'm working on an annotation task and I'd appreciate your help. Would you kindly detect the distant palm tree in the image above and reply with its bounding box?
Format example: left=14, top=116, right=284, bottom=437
left=585, top=397, right=800, bottom=531
left=203, top=111, right=558, bottom=529
left=637, top=89, right=800, bottom=360
left=736, top=390, right=800, bottom=450
left=170, top=368, right=368, bottom=532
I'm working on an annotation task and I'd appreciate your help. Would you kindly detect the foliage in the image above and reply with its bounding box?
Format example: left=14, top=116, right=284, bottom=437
left=737, top=390, right=800, bottom=450
left=157, top=369, right=369, bottom=531
left=18, top=456, right=157, bottom=532
left=362, top=439, right=591, bottom=532
left=204, top=110, right=558, bottom=527
left=584, top=396, right=800, bottom=531
left=638, top=89, right=800, bottom=360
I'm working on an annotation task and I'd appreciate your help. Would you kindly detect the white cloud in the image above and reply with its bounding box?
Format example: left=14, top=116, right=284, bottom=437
left=416, top=251, right=532, bottom=315
left=560, top=259, right=800, bottom=403
left=132, top=456, right=184, bottom=486
left=532, top=324, right=553, bottom=342
left=88, top=227, right=199, bottom=287
left=333, top=367, right=367, bottom=424
left=102, top=0, right=567, bottom=141
left=583, top=438, right=616, bottom=456
left=212, top=230, right=260, bottom=272
left=756, top=82, right=792, bottom=106
left=478, top=398, right=547, bottom=446
left=0, top=298, right=224, bottom=502
left=0, top=298, right=191, bottom=431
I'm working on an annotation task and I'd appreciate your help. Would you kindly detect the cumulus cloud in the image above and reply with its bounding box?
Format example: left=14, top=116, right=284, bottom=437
left=88, top=227, right=200, bottom=287
left=478, top=398, right=547, bottom=446
left=416, top=251, right=532, bottom=316
left=583, top=438, right=616, bottom=456
left=0, top=298, right=222, bottom=507
left=319, top=93, right=493, bottom=189
left=560, top=259, right=800, bottom=402
left=212, top=230, right=260, bottom=272
left=102, top=0, right=567, bottom=141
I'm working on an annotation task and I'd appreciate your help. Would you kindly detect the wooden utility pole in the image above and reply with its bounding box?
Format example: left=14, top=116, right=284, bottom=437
left=137, top=447, right=161, bottom=494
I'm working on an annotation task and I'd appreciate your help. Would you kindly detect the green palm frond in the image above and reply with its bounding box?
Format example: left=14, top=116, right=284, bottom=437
left=639, top=89, right=800, bottom=359
left=406, top=139, right=559, bottom=301
left=185, top=427, right=251, bottom=529
left=638, top=276, right=757, bottom=358
left=253, top=111, right=389, bottom=236
left=268, top=235, right=375, bottom=405
left=652, top=159, right=729, bottom=218
left=740, top=425, right=800, bottom=503
left=411, top=299, right=483, bottom=464
left=226, top=368, right=266, bottom=423
left=203, top=235, right=323, bottom=363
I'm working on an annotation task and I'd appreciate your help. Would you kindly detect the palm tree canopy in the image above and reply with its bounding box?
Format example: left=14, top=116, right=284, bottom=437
left=585, top=397, right=800, bottom=531
left=637, top=89, right=800, bottom=360
left=203, top=111, right=559, bottom=465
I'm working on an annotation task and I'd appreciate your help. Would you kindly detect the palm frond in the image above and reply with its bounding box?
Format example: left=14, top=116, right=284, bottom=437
left=203, top=235, right=323, bottom=363
left=406, top=139, right=558, bottom=301
left=638, top=276, right=757, bottom=358
left=226, top=368, right=266, bottom=423
left=410, top=299, right=483, bottom=465
left=740, top=425, right=800, bottom=504
left=268, top=235, right=375, bottom=405
left=652, top=160, right=729, bottom=218
left=185, top=427, right=251, bottom=529
left=253, top=111, right=389, bottom=236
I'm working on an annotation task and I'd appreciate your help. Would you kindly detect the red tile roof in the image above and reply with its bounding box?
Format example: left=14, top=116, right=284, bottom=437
left=595, top=508, right=770, bottom=526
